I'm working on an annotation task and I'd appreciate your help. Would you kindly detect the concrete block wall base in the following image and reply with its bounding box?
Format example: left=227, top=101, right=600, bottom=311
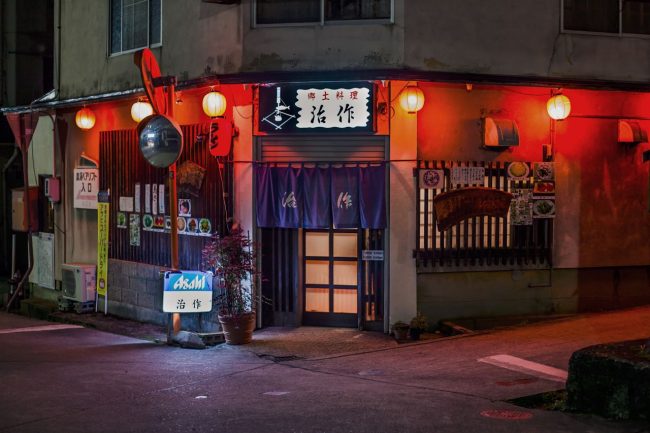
left=105, top=259, right=222, bottom=333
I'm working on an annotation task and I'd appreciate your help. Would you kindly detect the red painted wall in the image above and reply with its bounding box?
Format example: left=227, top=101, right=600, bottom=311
left=416, top=83, right=650, bottom=268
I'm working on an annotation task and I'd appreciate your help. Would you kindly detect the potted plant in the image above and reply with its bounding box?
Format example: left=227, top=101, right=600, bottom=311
left=202, top=226, right=258, bottom=345
left=391, top=321, right=410, bottom=341
left=409, top=313, right=428, bottom=340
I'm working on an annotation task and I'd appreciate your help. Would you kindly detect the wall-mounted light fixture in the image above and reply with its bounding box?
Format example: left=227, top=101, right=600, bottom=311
left=618, top=120, right=648, bottom=144
left=547, top=94, right=571, bottom=120
left=131, top=100, right=153, bottom=123
left=202, top=90, right=227, bottom=118
left=482, top=117, right=519, bottom=148
left=399, top=85, right=425, bottom=114
left=75, top=107, right=95, bottom=130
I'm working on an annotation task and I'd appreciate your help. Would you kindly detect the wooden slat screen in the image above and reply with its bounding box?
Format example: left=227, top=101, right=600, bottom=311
left=99, top=124, right=233, bottom=269
left=415, top=160, right=553, bottom=269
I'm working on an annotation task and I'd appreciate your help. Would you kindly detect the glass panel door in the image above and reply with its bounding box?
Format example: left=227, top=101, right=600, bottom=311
left=303, top=229, right=359, bottom=327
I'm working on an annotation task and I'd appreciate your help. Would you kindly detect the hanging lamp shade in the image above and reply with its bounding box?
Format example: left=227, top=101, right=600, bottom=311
left=399, top=86, right=425, bottom=114
left=202, top=91, right=227, bottom=117
left=75, top=107, right=96, bottom=130
left=131, top=101, right=153, bottom=123
left=547, top=94, right=571, bottom=120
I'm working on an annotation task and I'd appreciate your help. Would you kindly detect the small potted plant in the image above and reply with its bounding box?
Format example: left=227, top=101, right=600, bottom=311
left=409, top=313, right=428, bottom=340
left=202, top=226, right=258, bottom=345
left=391, top=321, right=410, bottom=341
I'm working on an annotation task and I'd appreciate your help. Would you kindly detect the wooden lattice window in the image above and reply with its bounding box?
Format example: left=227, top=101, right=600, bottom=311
left=415, top=161, right=553, bottom=269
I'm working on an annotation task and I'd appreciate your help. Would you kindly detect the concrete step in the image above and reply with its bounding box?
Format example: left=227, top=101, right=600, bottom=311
left=19, top=298, right=59, bottom=321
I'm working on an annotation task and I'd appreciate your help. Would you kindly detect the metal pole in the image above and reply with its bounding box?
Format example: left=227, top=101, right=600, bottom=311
left=169, top=163, right=180, bottom=335
left=167, top=82, right=181, bottom=336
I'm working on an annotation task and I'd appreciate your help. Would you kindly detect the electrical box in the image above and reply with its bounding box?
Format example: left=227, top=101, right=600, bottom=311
left=44, top=177, right=61, bottom=203
left=11, top=187, right=39, bottom=232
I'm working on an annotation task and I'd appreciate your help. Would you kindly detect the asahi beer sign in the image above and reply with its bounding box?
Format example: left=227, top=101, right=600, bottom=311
left=73, top=168, right=99, bottom=209
left=259, top=82, right=374, bottom=133
left=163, top=271, right=213, bottom=313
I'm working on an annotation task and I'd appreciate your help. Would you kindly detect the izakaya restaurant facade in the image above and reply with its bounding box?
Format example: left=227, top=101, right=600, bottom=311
left=9, top=73, right=650, bottom=333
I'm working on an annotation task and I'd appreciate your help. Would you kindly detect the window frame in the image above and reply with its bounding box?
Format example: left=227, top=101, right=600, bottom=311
left=252, top=0, right=394, bottom=28
left=561, top=0, right=650, bottom=39
left=108, top=0, right=163, bottom=58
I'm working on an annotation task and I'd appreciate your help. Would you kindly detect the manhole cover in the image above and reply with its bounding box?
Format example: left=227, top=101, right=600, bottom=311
left=480, top=410, right=533, bottom=420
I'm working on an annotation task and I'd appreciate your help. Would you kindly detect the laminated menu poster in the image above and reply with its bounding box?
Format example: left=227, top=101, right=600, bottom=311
left=511, top=188, right=533, bottom=226
left=134, top=183, right=141, bottom=213
left=117, top=212, right=127, bottom=229
left=533, top=198, right=556, bottom=219
left=450, top=167, right=485, bottom=186
left=129, top=214, right=140, bottom=246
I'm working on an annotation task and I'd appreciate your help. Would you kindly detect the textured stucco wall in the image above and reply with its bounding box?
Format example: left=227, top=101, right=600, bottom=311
left=404, top=0, right=650, bottom=83
left=57, top=0, right=650, bottom=102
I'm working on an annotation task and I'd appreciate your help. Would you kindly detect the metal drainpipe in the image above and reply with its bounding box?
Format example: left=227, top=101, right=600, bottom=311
left=6, top=139, right=34, bottom=311
left=1, top=145, right=19, bottom=272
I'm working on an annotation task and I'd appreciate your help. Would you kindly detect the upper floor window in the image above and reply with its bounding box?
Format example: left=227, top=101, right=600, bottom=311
left=255, top=0, right=392, bottom=26
left=110, top=0, right=162, bottom=55
left=563, top=0, right=650, bottom=35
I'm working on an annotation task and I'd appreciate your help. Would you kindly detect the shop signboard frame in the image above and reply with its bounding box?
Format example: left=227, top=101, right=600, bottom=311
left=257, top=82, right=376, bottom=134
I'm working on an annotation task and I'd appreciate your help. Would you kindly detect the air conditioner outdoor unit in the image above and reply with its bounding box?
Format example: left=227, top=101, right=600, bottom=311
left=61, top=263, right=96, bottom=302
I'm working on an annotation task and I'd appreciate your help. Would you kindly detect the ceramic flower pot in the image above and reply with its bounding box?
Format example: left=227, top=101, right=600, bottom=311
left=218, top=312, right=256, bottom=345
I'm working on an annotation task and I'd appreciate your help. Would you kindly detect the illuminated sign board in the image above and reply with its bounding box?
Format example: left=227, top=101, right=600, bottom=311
left=258, top=82, right=374, bottom=134
left=163, top=271, right=213, bottom=313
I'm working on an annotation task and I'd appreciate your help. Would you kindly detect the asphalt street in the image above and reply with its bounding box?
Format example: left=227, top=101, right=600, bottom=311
left=1, top=308, right=649, bottom=433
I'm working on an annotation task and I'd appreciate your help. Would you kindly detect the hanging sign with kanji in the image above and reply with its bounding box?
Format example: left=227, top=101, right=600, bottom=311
left=163, top=271, right=213, bottom=313
left=258, top=82, right=374, bottom=134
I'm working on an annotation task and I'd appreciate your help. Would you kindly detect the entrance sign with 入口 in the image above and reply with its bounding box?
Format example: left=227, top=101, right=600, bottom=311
left=163, top=271, right=213, bottom=313
left=258, top=82, right=374, bottom=134
left=73, top=168, right=99, bottom=209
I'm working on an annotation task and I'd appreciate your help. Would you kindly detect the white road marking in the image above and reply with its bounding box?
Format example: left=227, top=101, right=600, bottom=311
left=0, top=324, right=83, bottom=335
left=478, top=354, right=568, bottom=383
left=263, top=391, right=290, bottom=396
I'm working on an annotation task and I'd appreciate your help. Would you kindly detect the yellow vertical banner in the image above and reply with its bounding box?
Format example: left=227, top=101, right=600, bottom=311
left=97, top=191, right=110, bottom=297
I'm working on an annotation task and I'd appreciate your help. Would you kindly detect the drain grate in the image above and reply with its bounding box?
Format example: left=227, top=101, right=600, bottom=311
left=258, top=354, right=304, bottom=363
left=480, top=410, right=533, bottom=420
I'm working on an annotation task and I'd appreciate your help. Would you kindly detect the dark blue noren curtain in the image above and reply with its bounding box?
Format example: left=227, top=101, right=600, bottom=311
left=275, top=166, right=302, bottom=228
left=256, top=164, right=385, bottom=229
left=255, top=164, right=276, bottom=228
left=303, top=166, right=331, bottom=228
left=331, top=166, right=360, bottom=229
left=256, top=165, right=302, bottom=228
left=360, top=164, right=386, bottom=229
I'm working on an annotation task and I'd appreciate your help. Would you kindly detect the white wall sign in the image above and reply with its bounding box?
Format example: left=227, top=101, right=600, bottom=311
left=362, top=250, right=384, bottom=261
left=134, top=183, right=141, bottom=213
left=119, top=196, right=134, bottom=212
left=73, top=168, right=99, bottom=209
left=296, top=87, right=370, bottom=129
left=450, top=167, right=485, bottom=186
